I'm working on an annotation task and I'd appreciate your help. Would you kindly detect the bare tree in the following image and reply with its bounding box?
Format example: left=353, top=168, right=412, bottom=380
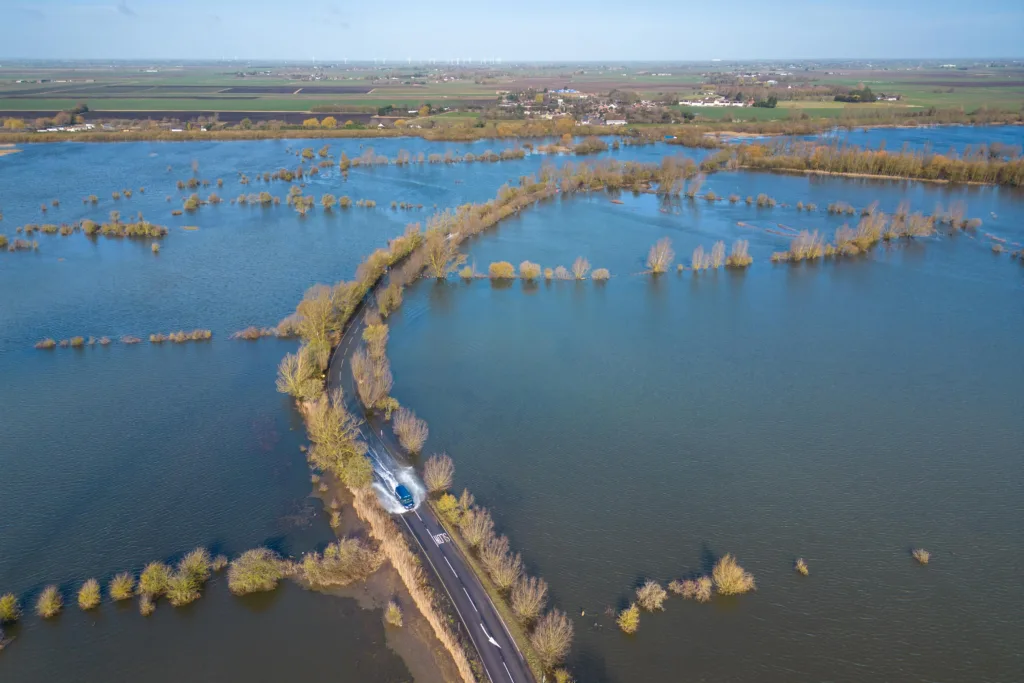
left=276, top=346, right=323, bottom=402
left=490, top=549, right=523, bottom=592
left=647, top=237, right=674, bottom=273
left=685, top=173, right=704, bottom=198
left=511, top=575, right=548, bottom=623
left=571, top=256, right=590, bottom=280
left=710, top=241, right=726, bottom=269
left=362, top=323, right=389, bottom=359
left=530, top=609, right=574, bottom=670
left=480, top=535, right=522, bottom=590
left=712, top=554, right=756, bottom=595
left=307, top=389, right=364, bottom=457
left=393, top=407, right=429, bottom=453
left=352, top=347, right=393, bottom=410
left=423, top=453, right=454, bottom=493
left=691, top=245, right=705, bottom=271
left=459, top=507, right=493, bottom=548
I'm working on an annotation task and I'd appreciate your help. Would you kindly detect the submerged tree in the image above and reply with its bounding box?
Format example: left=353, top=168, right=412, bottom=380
left=423, top=211, right=467, bottom=278
left=712, top=554, right=756, bottom=595
left=647, top=237, right=674, bottom=273
left=617, top=603, right=640, bottom=634
left=636, top=580, right=667, bottom=611
left=571, top=256, right=591, bottom=280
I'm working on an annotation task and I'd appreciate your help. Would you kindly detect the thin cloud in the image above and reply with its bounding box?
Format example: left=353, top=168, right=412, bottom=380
left=327, top=4, right=350, bottom=28
left=117, top=0, right=136, bottom=16
left=14, top=5, right=46, bottom=19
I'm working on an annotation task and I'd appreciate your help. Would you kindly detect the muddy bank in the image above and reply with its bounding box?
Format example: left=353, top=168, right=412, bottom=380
left=311, top=472, right=463, bottom=683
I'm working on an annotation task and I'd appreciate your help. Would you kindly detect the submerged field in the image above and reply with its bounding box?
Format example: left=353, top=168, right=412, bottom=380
left=0, top=128, right=1021, bottom=681
left=386, top=183, right=1024, bottom=682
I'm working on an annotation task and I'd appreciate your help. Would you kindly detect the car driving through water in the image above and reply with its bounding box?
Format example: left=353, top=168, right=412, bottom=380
left=395, top=484, right=415, bottom=510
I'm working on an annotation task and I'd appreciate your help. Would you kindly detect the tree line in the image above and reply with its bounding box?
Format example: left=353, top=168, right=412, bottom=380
left=727, top=140, right=1024, bottom=186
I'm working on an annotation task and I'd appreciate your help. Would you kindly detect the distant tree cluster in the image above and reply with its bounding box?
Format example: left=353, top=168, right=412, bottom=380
left=835, top=86, right=876, bottom=103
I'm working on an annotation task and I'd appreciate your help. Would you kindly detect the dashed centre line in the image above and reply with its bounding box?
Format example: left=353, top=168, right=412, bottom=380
left=463, top=587, right=479, bottom=612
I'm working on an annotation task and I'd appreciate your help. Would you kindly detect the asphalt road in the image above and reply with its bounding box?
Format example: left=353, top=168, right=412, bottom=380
left=327, top=293, right=535, bottom=683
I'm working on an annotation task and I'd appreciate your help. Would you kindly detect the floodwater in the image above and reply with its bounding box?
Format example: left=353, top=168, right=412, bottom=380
left=809, top=123, right=1023, bottom=154
left=0, top=137, right=683, bottom=681
left=386, top=179, right=1024, bottom=681
left=1, top=129, right=1021, bottom=682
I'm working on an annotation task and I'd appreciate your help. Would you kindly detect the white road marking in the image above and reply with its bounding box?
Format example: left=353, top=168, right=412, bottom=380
left=502, top=661, right=514, bottom=682
left=444, top=556, right=458, bottom=578
left=400, top=516, right=496, bottom=683
left=480, top=623, right=501, bottom=649
left=432, top=532, right=451, bottom=545
left=414, top=509, right=423, bottom=522
left=463, top=587, right=479, bottom=613
left=491, top=599, right=526, bottom=661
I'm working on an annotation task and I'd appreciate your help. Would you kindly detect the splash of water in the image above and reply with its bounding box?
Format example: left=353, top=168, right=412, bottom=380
left=372, top=465, right=426, bottom=514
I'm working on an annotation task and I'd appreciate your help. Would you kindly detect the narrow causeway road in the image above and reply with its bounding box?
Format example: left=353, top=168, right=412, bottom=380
left=327, top=290, right=535, bottom=683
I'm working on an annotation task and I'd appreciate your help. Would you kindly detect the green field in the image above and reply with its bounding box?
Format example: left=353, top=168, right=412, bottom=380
left=1, top=62, right=1020, bottom=124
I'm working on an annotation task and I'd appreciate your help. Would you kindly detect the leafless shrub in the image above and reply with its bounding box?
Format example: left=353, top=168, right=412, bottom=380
left=300, top=538, right=383, bottom=587
left=636, top=580, right=667, bottom=611
left=726, top=239, right=753, bottom=268
left=712, top=554, right=756, bottom=595
left=670, top=577, right=712, bottom=602
left=789, top=230, right=825, bottom=261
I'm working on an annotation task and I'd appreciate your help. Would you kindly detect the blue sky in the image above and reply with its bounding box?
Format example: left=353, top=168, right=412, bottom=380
left=3, top=0, right=1023, bottom=61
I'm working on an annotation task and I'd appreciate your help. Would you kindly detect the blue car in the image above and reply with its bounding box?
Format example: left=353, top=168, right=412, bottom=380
left=395, top=484, right=415, bottom=510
